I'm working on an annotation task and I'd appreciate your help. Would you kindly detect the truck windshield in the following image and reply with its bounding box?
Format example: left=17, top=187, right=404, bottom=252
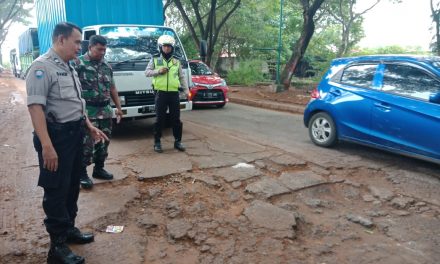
left=99, top=26, right=185, bottom=63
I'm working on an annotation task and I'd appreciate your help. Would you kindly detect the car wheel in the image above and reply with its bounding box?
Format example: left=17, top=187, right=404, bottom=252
left=308, top=112, right=337, bottom=147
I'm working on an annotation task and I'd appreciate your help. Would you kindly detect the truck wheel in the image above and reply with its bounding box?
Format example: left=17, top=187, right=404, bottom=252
left=308, top=112, right=337, bottom=147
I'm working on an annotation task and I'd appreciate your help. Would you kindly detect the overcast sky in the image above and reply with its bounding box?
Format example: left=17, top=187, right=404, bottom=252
left=1, top=0, right=435, bottom=63
left=357, top=0, right=433, bottom=49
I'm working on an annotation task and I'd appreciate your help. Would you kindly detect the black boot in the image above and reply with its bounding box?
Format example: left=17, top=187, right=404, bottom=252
left=66, top=227, right=94, bottom=244
left=174, top=140, right=185, bottom=152
left=47, top=235, right=84, bottom=264
left=79, top=166, right=93, bottom=189
left=154, top=141, right=163, bottom=153
left=92, top=161, right=113, bottom=180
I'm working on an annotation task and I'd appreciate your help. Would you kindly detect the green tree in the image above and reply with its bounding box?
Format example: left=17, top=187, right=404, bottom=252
left=165, top=0, right=241, bottom=67
left=281, top=0, right=325, bottom=89
left=431, top=0, right=440, bottom=55
left=323, top=0, right=402, bottom=57
left=0, top=0, right=33, bottom=64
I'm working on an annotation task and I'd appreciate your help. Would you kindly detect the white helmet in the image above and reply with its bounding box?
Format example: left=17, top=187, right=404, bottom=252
left=158, top=35, right=176, bottom=48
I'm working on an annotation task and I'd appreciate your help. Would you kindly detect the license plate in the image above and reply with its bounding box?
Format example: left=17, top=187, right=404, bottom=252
left=139, top=105, right=155, bottom=114
left=204, top=92, right=217, bottom=98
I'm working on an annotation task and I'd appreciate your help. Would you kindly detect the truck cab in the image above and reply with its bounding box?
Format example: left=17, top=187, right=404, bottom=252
left=82, top=24, right=192, bottom=120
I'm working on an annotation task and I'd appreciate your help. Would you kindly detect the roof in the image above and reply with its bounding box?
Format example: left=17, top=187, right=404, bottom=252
left=331, top=54, right=440, bottom=74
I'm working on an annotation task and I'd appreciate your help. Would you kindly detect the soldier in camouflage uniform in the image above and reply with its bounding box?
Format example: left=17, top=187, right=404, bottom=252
left=74, top=35, right=123, bottom=189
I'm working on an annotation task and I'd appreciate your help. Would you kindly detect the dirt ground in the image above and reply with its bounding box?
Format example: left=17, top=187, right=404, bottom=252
left=1, top=71, right=439, bottom=264
left=228, top=84, right=312, bottom=107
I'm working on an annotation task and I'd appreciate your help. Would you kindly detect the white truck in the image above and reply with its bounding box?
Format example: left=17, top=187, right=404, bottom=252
left=82, top=24, right=192, bottom=120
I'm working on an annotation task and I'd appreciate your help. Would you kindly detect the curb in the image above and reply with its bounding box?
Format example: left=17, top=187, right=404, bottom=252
left=229, top=97, right=305, bottom=114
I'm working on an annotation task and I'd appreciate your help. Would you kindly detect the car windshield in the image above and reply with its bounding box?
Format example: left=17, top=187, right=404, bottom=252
left=99, top=26, right=185, bottom=63
left=190, top=62, right=213, bottom=75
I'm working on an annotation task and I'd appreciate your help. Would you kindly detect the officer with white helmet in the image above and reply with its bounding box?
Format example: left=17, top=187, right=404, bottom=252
left=145, top=34, right=189, bottom=153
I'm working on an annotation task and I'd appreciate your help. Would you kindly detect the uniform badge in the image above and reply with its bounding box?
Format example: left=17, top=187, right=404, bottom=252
left=35, top=70, right=44, bottom=79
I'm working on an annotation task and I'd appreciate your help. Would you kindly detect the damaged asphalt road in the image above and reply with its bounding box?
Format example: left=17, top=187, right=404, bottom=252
left=0, top=75, right=439, bottom=264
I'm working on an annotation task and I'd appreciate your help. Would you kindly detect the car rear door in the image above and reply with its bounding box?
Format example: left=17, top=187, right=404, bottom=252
left=370, top=62, right=440, bottom=160
left=329, top=63, right=380, bottom=143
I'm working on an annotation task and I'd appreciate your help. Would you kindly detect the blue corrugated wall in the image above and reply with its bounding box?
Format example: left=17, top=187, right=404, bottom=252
left=36, top=0, right=164, bottom=55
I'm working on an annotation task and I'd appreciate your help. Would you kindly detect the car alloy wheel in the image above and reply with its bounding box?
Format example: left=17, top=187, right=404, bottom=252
left=308, top=112, right=337, bottom=147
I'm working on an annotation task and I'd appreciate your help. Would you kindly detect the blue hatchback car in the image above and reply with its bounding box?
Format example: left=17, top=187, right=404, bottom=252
left=303, top=55, right=440, bottom=164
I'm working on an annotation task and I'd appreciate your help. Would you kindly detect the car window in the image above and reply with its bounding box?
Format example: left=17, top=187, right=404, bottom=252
left=340, top=64, right=377, bottom=88
left=190, top=62, right=213, bottom=75
left=382, top=64, right=440, bottom=101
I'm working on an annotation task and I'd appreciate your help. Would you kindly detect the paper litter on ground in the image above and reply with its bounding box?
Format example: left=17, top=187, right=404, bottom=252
left=106, top=225, right=124, bottom=233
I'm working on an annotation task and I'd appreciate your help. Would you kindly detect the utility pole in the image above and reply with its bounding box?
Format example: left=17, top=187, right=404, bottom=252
left=276, top=0, right=284, bottom=85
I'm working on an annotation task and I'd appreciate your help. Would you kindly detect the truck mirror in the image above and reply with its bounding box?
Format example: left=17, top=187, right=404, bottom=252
left=200, top=40, right=207, bottom=62
left=81, top=40, right=89, bottom=55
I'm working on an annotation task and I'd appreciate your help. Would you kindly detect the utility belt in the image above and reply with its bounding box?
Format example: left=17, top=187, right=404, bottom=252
left=156, top=90, right=179, bottom=94
left=85, top=100, right=110, bottom=107
left=46, top=116, right=85, bottom=130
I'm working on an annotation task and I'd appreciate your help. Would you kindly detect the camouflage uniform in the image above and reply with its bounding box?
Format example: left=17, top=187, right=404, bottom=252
left=74, top=53, right=114, bottom=166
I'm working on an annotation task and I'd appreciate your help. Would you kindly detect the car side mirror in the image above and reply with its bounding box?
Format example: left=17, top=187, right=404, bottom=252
left=429, top=93, right=440, bottom=104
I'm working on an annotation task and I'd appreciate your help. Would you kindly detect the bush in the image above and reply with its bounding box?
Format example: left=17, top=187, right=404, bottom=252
left=226, top=60, right=265, bottom=86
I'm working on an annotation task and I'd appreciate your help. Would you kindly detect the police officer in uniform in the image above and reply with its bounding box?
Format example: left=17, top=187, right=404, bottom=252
left=74, top=35, right=123, bottom=189
left=145, top=35, right=189, bottom=153
left=26, top=22, right=108, bottom=264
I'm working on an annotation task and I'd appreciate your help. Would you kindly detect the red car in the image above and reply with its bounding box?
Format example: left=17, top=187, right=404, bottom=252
left=188, top=60, right=229, bottom=108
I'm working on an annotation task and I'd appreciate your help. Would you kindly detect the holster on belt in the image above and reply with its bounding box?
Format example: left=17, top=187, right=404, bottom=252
left=86, top=100, right=110, bottom=107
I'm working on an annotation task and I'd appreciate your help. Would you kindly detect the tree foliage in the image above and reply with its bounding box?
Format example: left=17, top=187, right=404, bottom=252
left=164, top=0, right=413, bottom=85
left=280, top=0, right=325, bottom=89
left=431, top=0, right=440, bottom=55
left=0, top=0, right=33, bottom=63
left=322, top=0, right=376, bottom=57
left=165, top=0, right=241, bottom=67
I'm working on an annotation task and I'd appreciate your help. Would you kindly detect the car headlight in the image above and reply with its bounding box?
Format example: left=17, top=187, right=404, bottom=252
left=118, top=96, right=126, bottom=106
left=221, top=79, right=227, bottom=86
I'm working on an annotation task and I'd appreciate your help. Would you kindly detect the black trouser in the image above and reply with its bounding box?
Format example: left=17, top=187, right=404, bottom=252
left=33, top=119, right=85, bottom=240
left=154, top=91, right=182, bottom=142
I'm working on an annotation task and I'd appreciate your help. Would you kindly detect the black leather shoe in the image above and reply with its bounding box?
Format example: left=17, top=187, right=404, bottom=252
left=154, top=142, right=163, bottom=153
left=174, top=141, right=186, bottom=152
left=92, top=167, right=113, bottom=180
left=80, top=176, right=93, bottom=189
left=47, top=243, right=85, bottom=264
left=66, top=227, right=94, bottom=244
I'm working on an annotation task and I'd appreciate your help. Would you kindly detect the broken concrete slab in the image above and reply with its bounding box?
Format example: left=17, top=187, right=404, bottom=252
left=245, top=178, right=291, bottom=198
left=279, top=170, right=327, bottom=191
left=167, top=219, right=193, bottom=239
left=213, top=165, right=262, bottom=182
left=269, top=154, right=306, bottom=167
left=191, top=154, right=241, bottom=170
left=368, top=186, right=394, bottom=201
left=77, top=185, right=138, bottom=226
left=131, top=153, right=192, bottom=179
left=346, top=214, right=374, bottom=228
left=243, top=200, right=296, bottom=232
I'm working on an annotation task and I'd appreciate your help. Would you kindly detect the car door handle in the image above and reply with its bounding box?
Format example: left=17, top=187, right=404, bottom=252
left=329, top=89, right=341, bottom=96
left=374, top=102, right=391, bottom=110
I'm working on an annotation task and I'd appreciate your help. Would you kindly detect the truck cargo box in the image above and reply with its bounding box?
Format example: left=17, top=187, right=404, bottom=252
left=18, top=28, right=40, bottom=78
left=18, top=28, right=39, bottom=55
left=36, top=0, right=164, bottom=54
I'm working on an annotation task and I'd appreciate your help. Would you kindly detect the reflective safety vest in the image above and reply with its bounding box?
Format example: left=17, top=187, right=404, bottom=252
left=152, top=57, right=180, bottom=92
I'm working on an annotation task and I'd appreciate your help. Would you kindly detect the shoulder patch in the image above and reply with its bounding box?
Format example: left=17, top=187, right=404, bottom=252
left=35, top=70, right=44, bottom=79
